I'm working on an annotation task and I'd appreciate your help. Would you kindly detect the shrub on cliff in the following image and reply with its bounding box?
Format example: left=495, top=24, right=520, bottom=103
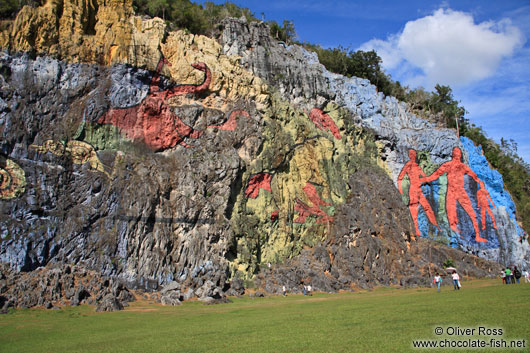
left=132, top=1, right=299, bottom=43
left=269, top=20, right=296, bottom=43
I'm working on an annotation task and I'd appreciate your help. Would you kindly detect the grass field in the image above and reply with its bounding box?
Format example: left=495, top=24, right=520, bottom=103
left=0, top=279, right=528, bottom=352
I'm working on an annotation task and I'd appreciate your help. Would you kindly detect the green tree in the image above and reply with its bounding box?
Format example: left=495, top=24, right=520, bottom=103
left=0, top=0, right=44, bottom=19
left=147, top=0, right=169, bottom=20
left=269, top=20, right=296, bottom=43
left=442, top=259, right=455, bottom=268
left=0, top=0, right=18, bottom=19
left=427, top=84, right=468, bottom=134
left=169, top=0, right=208, bottom=34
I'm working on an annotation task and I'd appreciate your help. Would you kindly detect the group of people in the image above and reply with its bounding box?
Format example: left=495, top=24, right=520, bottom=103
left=433, top=271, right=461, bottom=292
left=502, top=266, right=529, bottom=284
left=434, top=265, right=530, bottom=292
left=281, top=284, right=313, bottom=296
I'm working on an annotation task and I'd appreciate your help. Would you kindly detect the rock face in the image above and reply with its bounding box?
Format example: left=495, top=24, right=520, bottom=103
left=0, top=2, right=527, bottom=303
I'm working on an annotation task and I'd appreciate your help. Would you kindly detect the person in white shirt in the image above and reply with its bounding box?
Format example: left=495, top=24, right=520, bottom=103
left=451, top=272, right=461, bottom=290
left=434, top=273, right=442, bottom=292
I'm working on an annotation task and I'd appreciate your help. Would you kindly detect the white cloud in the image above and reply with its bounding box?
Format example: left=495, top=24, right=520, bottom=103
left=360, top=8, right=524, bottom=88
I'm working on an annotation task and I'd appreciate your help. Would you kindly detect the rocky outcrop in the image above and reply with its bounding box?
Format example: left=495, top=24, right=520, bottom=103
left=0, top=263, right=134, bottom=312
left=0, top=2, right=527, bottom=306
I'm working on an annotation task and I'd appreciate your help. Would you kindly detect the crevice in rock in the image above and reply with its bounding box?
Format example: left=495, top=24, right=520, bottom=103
left=83, top=0, right=98, bottom=36
left=224, top=165, right=245, bottom=220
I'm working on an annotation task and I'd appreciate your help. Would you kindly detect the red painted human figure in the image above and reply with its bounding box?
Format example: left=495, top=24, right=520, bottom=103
left=97, top=57, right=211, bottom=150
left=398, top=149, right=440, bottom=237
left=422, top=147, right=487, bottom=243
left=477, top=181, right=497, bottom=230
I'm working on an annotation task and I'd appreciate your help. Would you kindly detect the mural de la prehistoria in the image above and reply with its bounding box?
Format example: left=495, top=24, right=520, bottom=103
left=0, top=0, right=527, bottom=306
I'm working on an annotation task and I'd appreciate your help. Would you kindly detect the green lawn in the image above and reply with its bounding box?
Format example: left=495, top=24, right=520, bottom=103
left=0, top=279, right=528, bottom=352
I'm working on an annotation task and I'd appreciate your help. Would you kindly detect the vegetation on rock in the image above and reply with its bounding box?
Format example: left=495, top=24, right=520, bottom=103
left=442, top=258, right=455, bottom=268
left=132, top=0, right=256, bottom=35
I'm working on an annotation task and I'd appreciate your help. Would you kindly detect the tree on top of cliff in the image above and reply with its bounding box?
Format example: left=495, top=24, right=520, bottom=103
left=132, top=1, right=297, bottom=42
left=269, top=20, right=297, bottom=43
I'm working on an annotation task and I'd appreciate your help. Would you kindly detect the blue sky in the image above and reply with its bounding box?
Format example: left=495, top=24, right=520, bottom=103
left=196, top=1, right=530, bottom=164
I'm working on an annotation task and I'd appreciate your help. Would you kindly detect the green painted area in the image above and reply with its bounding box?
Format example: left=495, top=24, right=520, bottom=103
left=415, top=152, right=451, bottom=240
left=0, top=279, right=528, bottom=353
left=82, top=123, right=127, bottom=151
left=436, top=175, right=449, bottom=225
left=400, top=177, right=411, bottom=206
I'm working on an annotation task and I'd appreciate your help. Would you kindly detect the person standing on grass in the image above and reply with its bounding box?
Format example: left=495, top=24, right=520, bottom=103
left=434, top=273, right=442, bottom=292
left=501, top=271, right=506, bottom=284
left=523, top=269, right=530, bottom=283
left=452, top=272, right=460, bottom=290
left=513, top=266, right=521, bottom=284
left=307, top=284, right=312, bottom=296
left=505, top=267, right=512, bottom=284
left=282, top=285, right=286, bottom=296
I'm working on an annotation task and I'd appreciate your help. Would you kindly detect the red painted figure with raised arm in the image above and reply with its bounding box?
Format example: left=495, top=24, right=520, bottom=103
left=398, top=149, right=440, bottom=237
left=422, top=147, right=487, bottom=243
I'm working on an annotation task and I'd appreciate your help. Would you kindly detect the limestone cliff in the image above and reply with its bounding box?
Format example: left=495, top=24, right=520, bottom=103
left=0, top=1, right=526, bottom=306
